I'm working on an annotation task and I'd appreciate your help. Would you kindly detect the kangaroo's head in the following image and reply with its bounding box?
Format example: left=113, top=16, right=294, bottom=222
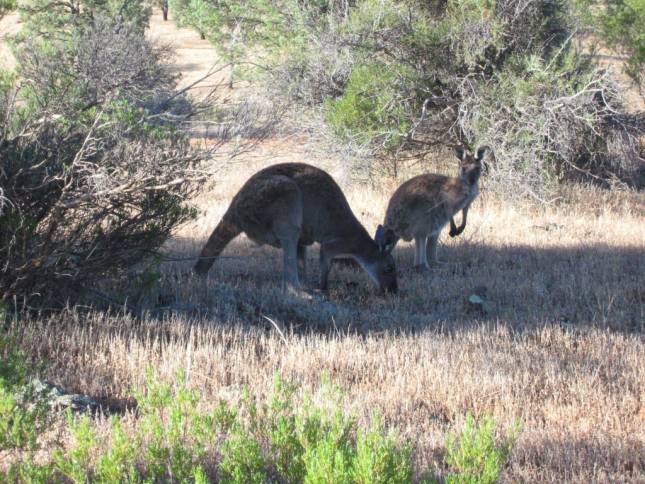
left=455, top=146, right=487, bottom=185
left=364, top=225, right=398, bottom=294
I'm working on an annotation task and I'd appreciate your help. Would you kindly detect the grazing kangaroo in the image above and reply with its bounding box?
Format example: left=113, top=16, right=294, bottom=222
left=383, top=146, right=487, bottom=272
left=194, top=163, right=398, bottom=294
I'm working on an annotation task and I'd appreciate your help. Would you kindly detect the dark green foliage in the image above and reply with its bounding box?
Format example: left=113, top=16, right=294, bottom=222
left=326, top=62, right=416, bottom=151
left=0, top=0, right=15, bottom=17
left=576, top=0, right=645, bottom=85
left=18, top=0, right=151, bottom=39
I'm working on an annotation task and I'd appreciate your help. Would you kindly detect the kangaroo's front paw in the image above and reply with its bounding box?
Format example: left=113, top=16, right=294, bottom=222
left=286, top=286, right=313, bottom=300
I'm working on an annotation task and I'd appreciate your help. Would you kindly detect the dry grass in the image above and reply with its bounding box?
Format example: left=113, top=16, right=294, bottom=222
left=2, top=9, right=645, bottom=482
left=4, top=166, right=644, bottom=481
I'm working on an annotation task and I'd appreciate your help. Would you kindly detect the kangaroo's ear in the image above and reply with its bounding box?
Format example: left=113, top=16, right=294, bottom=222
left=375, top=224, right=385, bottom=245
left=375, top=225, right=396, bottom=254
left=383, top=228, right=397, bottom=255
left=454, top=146, right=467, bottom=161
left=475, top=146, right=487, bottom=162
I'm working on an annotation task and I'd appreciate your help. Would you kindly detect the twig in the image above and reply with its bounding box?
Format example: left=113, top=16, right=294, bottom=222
left=261, top=314, right=288, bottom=345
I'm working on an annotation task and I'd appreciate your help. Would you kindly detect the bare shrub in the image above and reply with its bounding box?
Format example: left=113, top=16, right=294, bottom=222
left=0, top=17, right=271, bottom=308
left=454, top=61, right=644, bottom=198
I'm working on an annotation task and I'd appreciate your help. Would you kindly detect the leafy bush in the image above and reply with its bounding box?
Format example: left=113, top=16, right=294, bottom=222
left=18, top=0, right=152, bottom=38
left=326, top=62, right=416, bottom=153
left=0, top=0, right=15, bottom=17
left=445, top=412, right=520, bottom=484
left=175, top=0, right=644, bottom=195
left=576, top=0, right=645, bottom=85
left=4, top=372, right=419, bottom=483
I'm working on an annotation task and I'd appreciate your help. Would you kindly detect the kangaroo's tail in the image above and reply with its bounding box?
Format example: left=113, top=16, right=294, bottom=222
left=194, top=212, right=241, bottom=275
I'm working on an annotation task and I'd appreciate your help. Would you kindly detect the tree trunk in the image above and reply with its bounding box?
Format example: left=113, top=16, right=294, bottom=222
left=162, top=0, right=168, bottom=20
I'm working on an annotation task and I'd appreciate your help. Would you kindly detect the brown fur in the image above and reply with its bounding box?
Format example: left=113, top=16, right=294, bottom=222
left=195, top=163, right=398, bottom=294
left=384, top=147, right=486, bottom=270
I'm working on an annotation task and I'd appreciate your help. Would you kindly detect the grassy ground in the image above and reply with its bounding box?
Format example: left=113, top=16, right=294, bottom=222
left=2, top=9, right=645, bottom=482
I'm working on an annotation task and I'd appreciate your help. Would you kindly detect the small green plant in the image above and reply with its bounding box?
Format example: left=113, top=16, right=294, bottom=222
left=53, top=412, right=98, bottom=483
left=219, top=424, right=267, bottom=484
left=94, top=417, right=139, bottom=482
left=353, top=416, right=413, bottom=484
left=0, top=333, right=48, bottom=450
left=2, top=367, right=438, bottom=482
left=445, top=413, right=520, bottom=484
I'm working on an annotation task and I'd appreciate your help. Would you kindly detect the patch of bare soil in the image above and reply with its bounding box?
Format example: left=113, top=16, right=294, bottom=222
left=148, top=10, right=231, bottom=99
left=0, top=12, right=20, bottom=70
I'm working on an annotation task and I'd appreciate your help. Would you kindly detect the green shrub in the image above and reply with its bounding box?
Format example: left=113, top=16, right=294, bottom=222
left=326, top=62, right=415, bottom=150
left=0, top=334, right=47, bottom=450
left=53, top=413, right=98, bottom=483
left=178, top=0, right=643, bottom=193
left=445, top=413, right=520, bottom=484
left=0, top=0, right=15, bottom=17
left=4, top=363, right=519, bottom=483
left=219, top=425, right=267, bottom=483
left=576, top=0, right=645, bottom=85
left=353, top=417, right=413, bottom=484
left=3, top=370, right=423, bottom=483
left=94, top=418, right=139, bottom=483
left=19, top=0, right=151, bottom=38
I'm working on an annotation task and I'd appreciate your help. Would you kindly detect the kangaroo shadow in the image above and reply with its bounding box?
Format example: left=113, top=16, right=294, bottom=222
left=140, top=234, right=644, bottom=335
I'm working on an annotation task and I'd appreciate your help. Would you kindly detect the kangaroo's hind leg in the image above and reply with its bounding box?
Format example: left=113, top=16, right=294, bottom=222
left=297, top=243, right=307, bottom=281
left=280, top=236, right=303, bottom=295
left=414, top=235, right=428, bottom=272
left=426, top=233, right=440, bottom=267
left=266, top=179, right=309, bottom=296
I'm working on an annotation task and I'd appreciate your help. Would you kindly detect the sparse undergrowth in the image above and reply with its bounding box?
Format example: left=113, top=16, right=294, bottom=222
left=1, top=330, right=519, bottom=483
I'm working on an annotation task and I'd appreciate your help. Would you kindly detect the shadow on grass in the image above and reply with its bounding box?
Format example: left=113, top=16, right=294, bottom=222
left=510, top=435, right=645, bottom=480
left=149, top=235, right=644, bottom=335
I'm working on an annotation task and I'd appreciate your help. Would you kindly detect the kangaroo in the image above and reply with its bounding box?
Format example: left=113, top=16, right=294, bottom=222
left=383, top=146, right=487, bottom=272
left=194, top=163, right=398, bottom=294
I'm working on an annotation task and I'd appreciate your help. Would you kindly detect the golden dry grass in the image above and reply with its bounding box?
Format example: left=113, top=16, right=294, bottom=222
left=2, top=9, right=645, bottom=482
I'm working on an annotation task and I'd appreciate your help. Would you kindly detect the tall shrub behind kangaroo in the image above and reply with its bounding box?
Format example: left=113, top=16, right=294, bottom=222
left=195, top=163, right=398, bottom=295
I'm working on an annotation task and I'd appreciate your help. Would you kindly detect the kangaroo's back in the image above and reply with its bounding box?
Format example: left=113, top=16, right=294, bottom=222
left=384, top=173, right=456, bottom=241
left=195, top=162, right=398, bottom=294
left=232, top=163, right=368, bottom=245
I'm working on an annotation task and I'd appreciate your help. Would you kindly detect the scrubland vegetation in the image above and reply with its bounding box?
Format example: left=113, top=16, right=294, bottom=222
left=1, top=0, right=644, bottom=482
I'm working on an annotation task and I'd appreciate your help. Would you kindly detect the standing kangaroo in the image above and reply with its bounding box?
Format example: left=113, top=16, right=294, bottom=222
left=194, top=163, right=398, bottom=294
left=383, top=146, right=487, bottom=272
